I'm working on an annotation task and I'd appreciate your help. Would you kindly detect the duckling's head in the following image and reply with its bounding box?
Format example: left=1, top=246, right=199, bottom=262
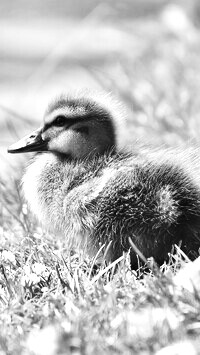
left=8, top=92, right=125, bottom=160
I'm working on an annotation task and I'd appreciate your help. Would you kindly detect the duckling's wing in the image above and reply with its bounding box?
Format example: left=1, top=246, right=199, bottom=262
left=92, top=156, right=200, bottom=266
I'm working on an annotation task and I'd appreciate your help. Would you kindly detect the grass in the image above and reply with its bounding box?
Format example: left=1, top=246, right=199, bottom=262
left=2, top=1, right=200, bottom=354
left=1, top=199, right=200, bottom=355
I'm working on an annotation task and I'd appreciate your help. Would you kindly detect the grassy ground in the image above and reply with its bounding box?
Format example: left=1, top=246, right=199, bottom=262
left=2, top=1, right=200, bottom=354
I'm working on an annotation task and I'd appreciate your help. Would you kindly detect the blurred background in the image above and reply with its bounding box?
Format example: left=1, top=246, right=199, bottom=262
left=2, top=0, right=200, bottom=172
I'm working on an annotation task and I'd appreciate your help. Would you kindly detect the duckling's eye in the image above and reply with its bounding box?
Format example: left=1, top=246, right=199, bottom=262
left=54, top=116, right=66, bottom=127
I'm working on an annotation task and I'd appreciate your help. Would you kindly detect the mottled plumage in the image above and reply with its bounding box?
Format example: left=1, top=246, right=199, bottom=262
left=8, top=91, right=200, bottom=267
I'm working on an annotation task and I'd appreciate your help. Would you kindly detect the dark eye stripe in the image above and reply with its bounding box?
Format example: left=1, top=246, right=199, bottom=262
left=75, top=126, right=89, bottom=135
left=43, top=116, right=94, bottom=132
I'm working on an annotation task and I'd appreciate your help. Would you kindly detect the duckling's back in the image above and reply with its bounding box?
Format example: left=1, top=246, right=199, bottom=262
left=93, top=154, right=200, bottom=266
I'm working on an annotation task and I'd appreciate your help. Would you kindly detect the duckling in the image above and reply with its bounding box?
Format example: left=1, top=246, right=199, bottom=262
left=8, top=91, right=200, bottom=267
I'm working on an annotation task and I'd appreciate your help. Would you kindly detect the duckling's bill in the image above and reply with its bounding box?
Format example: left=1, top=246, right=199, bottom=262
left=8, top=128, right=47, bottom=154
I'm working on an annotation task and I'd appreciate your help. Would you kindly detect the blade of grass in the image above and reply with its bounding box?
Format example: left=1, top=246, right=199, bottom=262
left=91, top=255, right=124, bottom=284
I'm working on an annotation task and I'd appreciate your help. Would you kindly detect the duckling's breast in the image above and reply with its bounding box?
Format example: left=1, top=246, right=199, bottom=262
left=22, top=152, right=116, bottom=251
left=22, top=153, right=63, bottom=230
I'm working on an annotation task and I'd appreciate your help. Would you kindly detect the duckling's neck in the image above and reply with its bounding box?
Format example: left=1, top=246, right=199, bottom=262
left=52, top=151, right=74, bottom=163
left=51, top=146, right=117, bottom=164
